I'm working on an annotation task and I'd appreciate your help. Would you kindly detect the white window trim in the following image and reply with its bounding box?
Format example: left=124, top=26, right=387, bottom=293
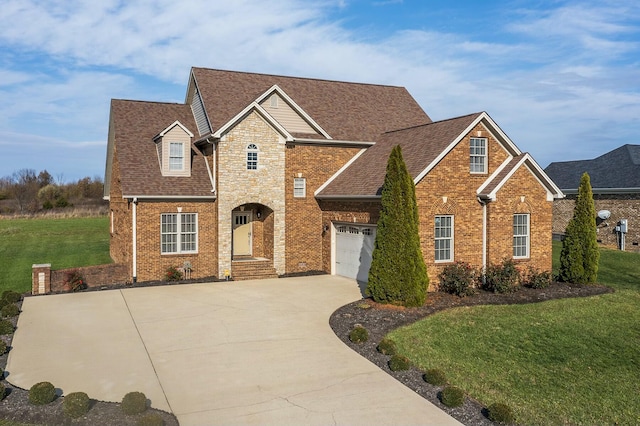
left=470, top=137, right=487, bottom=174
left=161, top=213, right=198, bottom=254
left=247, top=144, right=258, bottom=170
left=169, top=142, right=185, bottom=171
left=434, top=215, right=454, bottom=263
left=513, top=213, right=530, bottom=259
left=293, top=177, right=306, bottom=198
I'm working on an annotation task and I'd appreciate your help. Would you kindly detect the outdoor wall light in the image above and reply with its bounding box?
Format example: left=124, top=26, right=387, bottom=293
left=256, top=210, right=262, bottom=218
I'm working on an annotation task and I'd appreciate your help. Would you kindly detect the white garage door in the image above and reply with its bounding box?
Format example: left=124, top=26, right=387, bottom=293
left=335, top=224, right=376, bottom=283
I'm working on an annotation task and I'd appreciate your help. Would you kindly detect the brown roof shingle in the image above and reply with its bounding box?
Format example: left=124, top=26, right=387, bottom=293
left=317, top=113, right=482, bottom=198
left=191, top=68, right=432, bottom=141
left=111, top=99, right=214, bottom=197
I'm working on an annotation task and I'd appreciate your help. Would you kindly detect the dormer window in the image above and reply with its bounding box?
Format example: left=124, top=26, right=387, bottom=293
left=169, top=142, right=184, bottom=171
left=247, top=144, right=258, bottom=170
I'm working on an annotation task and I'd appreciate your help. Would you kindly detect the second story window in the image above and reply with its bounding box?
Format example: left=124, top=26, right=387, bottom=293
left=169, top=142, right=184, bottom=171
left=247, top=144, right=258, bottom=170
left=470, top=137, right=487, bottom=173
left=293, top=177, right=306, bottom=198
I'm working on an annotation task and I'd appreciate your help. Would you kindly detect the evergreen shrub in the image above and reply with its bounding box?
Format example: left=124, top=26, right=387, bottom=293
left=1, top=291, right=21, bottom=304
left=423, top=368, right=447, bottom=386
left=0, top=340, right=6, bottom=355
left=348, top=326, right=368, bottom=344
left=0, top=320, right=14, bottom=335
left=165, top=266, right=183, bottom=281
left=29, top=381, right=56, bottom=405
left=482, top=259, right=520, bottom=293
left=388, top=354, right=411, bottom=371
left=487, top=402, right=516, bottom=424
left=63, top=391, right=90, bottom=418
left=440, top=385, right=465, bottom=407
left=137, top=413, right=165, bottom=426
left=1, top=303, right=20, bottom=318
left=438, top=262, right=477, bottom=297
left=377, top=338, right=397, bottom=355
left=0, top=382, right=5, bottom=401
left=122, top=391, right=148, bottom=415
left=521, top=266, right=552, bottom=289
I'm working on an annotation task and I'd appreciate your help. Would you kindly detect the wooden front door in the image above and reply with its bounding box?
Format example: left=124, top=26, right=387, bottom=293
left=232, top=212, right=252, bottom=256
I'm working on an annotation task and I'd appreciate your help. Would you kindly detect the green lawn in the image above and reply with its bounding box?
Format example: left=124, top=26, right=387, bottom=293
left=0, top=217, right=111, bottom=294
left=388, top=242, right=640, bottom=425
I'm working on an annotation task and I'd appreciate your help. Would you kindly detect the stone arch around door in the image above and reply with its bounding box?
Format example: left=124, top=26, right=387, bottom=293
left=231, top=203, right=275, bottom=261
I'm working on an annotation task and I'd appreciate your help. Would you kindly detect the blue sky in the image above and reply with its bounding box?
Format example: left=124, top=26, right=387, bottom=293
left=0, top=0, right=638, bottom=182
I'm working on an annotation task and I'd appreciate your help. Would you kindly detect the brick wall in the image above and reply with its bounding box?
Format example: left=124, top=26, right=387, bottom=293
left=32, top=263, right=129, bottom=295
left=109, top=149, right=132, bottom=276
left=285, top=144, right=364, bottom=273
left=553, top=193, right=640, bottom=251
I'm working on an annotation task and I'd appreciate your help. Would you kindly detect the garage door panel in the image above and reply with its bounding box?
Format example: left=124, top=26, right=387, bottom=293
left=335, top=225, right=376, bottom=283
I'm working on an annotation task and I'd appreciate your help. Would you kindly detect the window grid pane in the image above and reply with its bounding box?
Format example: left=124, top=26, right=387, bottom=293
left=513, top=214, right=529, bottom=258
left=181, top=213, right=197, bottom=252
left=470, top=138, right=486, bottom=173
left=161, top=214, right=178, bottom=253
left=293, top=178, right=306, bottom=197
left=247, top=144, right=258, bottom=170
left=161, top=213, right=197, bottom=254
left=435, top=215, right=453, bottom=262
left=169, top=142, right=183, bottom=171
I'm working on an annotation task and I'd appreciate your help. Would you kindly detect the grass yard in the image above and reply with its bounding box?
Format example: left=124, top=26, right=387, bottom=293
left=388, top=242, right=640, bottom=425
left=0, top=217, right=111, bottom=294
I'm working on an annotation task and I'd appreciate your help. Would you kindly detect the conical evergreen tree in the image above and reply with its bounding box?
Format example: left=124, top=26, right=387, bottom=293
left=559, top=172, right=599, bottom=284
left=367, top=145, right=428, bottom=307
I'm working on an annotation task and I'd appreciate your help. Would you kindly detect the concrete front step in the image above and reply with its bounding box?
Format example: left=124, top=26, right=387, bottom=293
left=231, top=259, right=278, bottom=281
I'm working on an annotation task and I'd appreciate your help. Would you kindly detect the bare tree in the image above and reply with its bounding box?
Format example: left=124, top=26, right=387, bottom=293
left=11, top=169, right=39, bottom=213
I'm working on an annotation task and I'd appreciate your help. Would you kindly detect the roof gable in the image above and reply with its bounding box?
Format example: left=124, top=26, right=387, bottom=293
left=190, top=67, right=431, bottom=142
left=153, top=120, right=194, bottom=140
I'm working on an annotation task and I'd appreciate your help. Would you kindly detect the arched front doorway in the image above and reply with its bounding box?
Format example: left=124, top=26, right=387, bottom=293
left=230, top=204, right=277, bottom=279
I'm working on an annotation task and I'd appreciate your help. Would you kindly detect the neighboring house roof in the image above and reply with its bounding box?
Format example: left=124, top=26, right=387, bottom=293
left=545, top=144, right=640, bottom=192
left=190, top=67, right=432, bottom=142
left=109, top=99, right=214, bottom=198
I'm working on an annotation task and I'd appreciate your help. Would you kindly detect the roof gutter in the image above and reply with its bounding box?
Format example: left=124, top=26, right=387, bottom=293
left=315, top=194, right=381, bottom=201
left=122, top=195, right=217, bottom=200
left=291, top=138, right=375, bottom=147
left=561, top=187, right=640, bottom=195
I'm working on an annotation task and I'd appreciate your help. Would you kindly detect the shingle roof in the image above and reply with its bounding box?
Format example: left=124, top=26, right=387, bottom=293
left=111, top=99, right=214, bottom=197
left=317, top=113, right=482, bottom=197
left=545, top=144, right=640, bottom=190
left=191, top=68, right=432, bottom=142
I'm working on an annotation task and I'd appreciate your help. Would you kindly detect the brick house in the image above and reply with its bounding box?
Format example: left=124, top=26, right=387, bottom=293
left=545, top=144, right=640, bottom=252
left=104, top=67, right=563, bottom=287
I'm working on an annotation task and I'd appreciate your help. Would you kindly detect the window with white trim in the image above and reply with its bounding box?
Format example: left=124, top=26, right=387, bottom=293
left=513, top=214, right=529, bottom=258
left=247, top=144, right=258, bottom=170
left=434, top=215, right=453, bottom=262
left=161, top=213, right=198, bottom=254
left=169, top=142, right=184, bottom=171
left=293, top=177, right=306, bottom=198
left=470, top=137, right=487, bottom=173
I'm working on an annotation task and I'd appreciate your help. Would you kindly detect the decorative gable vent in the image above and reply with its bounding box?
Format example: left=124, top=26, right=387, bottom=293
left=191, top=87, right=211, bottom=136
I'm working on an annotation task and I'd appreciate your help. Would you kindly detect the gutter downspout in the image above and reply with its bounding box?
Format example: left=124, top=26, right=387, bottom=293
left=477, top=196, right=488, bottom=280
left=132, top=197, right=138, bottom=283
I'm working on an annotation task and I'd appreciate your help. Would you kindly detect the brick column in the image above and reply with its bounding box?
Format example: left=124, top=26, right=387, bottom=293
left=32, top=264, right=51, bottom=295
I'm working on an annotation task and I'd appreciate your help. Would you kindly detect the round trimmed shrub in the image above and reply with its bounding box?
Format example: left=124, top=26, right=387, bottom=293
left=423, top=368, right=447, bottom=386
left=29, top=381, right=56, bottom=405
left=376, top=338, right=397, bottom=356
left=0, top=382, right=5, bottom=401
left=137, top=413, right=165, bottom=426
left=388, top=354, right=411, bottom=371
left=0, top=320, right=14, bottom=335
left=1, top=303, right=20, bottom=318
left=488, top=402, right=515, bottom=424
left=63, top=391, right=90, bottom=418
left=438, top=262, right=477, bottom=297
left=1, top=291, right=21, bottom=304
left=440, top=386, right=465, bottom=407
left=348, top=326, right=368, bottom=344
left=0, top=340, right=7, bottom=356
left=122, top=391, right=148, bottom=415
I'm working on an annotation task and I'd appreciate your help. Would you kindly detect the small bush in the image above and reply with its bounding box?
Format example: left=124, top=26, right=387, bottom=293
left=137, top=413, right=165, bottom=426
left=482, top=259, right=520, bottom=293
left=63, top=270, right=87, bottom=292
left=122, top=391, right=148, bottom=415
left=521, top=266, right=552, bottom=289
left=165, top=266, right=183, bottom=282
left=29, top=381, right=56, bottom=405
left=63, top=391, right=90, bottom=418
left=388, top=354, right=411, bottom=371
left=423, top=368, right=447, bottom=386
left=349, top=326, right=369, bottom=344
left=0, top=320, right=14, bottom=335
left=487, top=402, right=516, bottom=424
left=0, top=340, right=7, bottom=356
left=438, top=262, right=477, bottom=297
left=0, top=382, right=5, bottom=401
left=377, top=338, right=397, bottom=356
left=0, top=367, right=4, bottom=379
left=1, top=291, right=21, bottom=304
left=1, top=303, right=19, bottom=318
left=440, top=385, right=465, bottom=407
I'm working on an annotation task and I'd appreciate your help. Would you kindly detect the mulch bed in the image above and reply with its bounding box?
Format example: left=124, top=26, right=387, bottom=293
left=329, top=282, right=613, bottom=425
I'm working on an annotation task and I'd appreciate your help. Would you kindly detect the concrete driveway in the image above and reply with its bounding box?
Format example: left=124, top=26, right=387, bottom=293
left=8, top=275, right=460, bottom=425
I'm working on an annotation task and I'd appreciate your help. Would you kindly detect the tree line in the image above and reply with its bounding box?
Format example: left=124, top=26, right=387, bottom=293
left=0, top=169, right=105, bottom=214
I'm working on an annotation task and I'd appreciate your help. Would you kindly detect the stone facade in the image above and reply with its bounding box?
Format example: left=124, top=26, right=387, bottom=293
left=553, top=193, right=640, bottom=252
left=217, top=111, right=286, bottom=277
